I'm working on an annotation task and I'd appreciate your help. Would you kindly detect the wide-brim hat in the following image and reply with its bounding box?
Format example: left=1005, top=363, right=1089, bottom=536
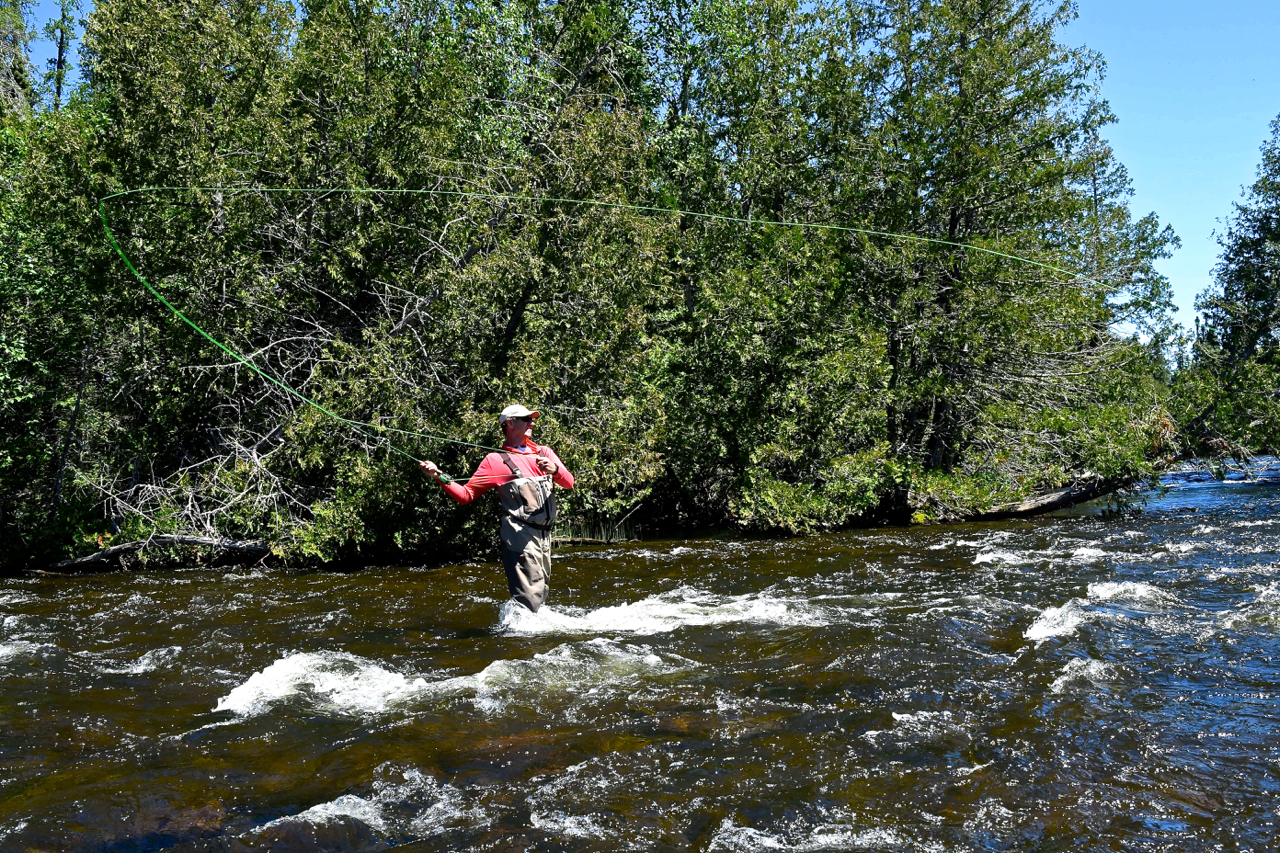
left=499, top=404, right=540, bottom=424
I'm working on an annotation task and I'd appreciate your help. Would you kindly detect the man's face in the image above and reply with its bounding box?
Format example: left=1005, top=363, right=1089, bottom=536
left=503, top=416, right=533, bottom=442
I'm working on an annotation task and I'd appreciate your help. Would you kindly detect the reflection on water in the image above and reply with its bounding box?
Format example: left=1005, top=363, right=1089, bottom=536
left=2, top=462, right=1280, bottom=851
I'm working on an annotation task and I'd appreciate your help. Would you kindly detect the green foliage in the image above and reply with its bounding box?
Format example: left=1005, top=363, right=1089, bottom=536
left=0, top=0, right=36, bottom=117
left=0, top=0, right=1185, bottom=570
left=732, top=445, right=903, bottom=535
left=1182, top=112, right=1280, bottom=456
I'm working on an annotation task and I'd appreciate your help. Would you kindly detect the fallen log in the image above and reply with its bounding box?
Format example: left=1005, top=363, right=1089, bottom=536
left=49, top=535, right=270, bottom=572
left=970, top=477, right=1121, bottom=521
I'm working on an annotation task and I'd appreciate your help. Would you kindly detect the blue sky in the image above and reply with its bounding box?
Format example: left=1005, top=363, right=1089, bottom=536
left=27, top=0, right=1280, bottom=329
left=1067, top=0, right=1280, bottom=327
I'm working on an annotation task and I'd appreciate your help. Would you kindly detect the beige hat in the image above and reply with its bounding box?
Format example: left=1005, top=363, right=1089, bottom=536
left=499, top=404, right=540, bottom=424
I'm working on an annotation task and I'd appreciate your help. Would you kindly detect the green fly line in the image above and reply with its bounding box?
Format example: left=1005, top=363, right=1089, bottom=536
left=98, top=185, right=1092, bottom=479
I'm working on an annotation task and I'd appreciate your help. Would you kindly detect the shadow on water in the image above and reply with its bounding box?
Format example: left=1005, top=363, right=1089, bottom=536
left=2, top=461, right=1280, bottom=851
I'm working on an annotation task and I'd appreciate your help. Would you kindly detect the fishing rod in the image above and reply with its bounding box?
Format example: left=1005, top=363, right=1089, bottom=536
left=99, top=185, right=1093, bottom=482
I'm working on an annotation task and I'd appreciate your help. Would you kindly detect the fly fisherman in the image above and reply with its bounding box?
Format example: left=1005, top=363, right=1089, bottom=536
left=419, top=404, right=574, bottom=612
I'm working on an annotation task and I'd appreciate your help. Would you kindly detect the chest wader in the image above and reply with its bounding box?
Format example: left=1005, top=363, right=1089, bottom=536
left=497, top=452, right=556, bottom=612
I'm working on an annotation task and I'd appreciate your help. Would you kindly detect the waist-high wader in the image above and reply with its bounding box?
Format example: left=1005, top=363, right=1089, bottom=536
left=497, top=452, right=557, bottom=612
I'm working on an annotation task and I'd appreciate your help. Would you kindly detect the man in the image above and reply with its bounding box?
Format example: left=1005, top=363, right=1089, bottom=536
left=419, top=404, right=574, bottom=612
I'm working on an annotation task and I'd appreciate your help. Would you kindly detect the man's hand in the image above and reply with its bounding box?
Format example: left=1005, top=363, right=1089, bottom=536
left=536, top=456, right=558, bottom=475
left=419, top=460, right=443, bottom=479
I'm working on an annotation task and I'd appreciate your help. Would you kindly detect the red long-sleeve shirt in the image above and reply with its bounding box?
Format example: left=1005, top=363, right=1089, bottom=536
left=440, top=443, right=574, bottom=505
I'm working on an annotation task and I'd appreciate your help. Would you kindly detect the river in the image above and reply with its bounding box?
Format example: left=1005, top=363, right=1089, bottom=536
left=2, top=462, right=1279, bottom=852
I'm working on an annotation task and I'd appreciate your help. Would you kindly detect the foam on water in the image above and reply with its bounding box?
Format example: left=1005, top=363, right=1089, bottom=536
left=1024, top=599, right=1090, bottom=642
left=215, top=651, right=431, bottom=717
left=707, top=820, right=926, bottom=852
left=1025, top=582, right=1178, bottom=642
left=529, top=809, right=609, bottom=839
left=216, top=639, right=693, bottom=719
left=463, top=637, right=695, bottom=716
left=1087, top=581, right=1177, bottom=608
left=258, top=764, right=475, bottom=837
left=0, top=820, right=28, bottom=843
left=497, top=585, right=831, bottom=636
left=1051, top=657, right=1117, bottom=693
left=273, top=792, right=387, bottom=831
left=1221, top=582, right=1280, bottom=630
left=0, top=640, right=48, bottom=662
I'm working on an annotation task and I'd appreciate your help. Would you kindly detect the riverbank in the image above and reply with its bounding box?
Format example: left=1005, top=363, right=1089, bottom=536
left=32, top=468, right=1139, bottom=575
left=39, top=460, right=1258, bottom=575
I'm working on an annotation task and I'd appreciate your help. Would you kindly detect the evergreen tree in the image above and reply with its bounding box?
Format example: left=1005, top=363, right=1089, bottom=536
left=41, top=0, right=79, bottom=110
left=0, top=0, right=33, bottom=116
left=1183, top=113, right=1280, bottom=454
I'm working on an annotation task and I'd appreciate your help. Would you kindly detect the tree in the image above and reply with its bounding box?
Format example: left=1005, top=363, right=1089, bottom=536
left=639, top=0, right=1177, bottom=528
left=1183, top=112, right=1280, bottom=455
left=0, top=0, right=33, bottom=117
left=41, top=0, right=79, bottom=110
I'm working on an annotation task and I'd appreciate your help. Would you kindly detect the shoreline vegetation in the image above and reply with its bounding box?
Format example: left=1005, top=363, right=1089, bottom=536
left=47, top=451, right=1270, bottom=574
left=3, top=0, right=1278, bottom=575
left=51, top=454, right=1280, bottom=573
left=37, top=471, right=1130, bottom=573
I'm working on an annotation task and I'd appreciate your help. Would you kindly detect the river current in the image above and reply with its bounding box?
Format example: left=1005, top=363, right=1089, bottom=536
left=2, top=463, right=1279, bottom=852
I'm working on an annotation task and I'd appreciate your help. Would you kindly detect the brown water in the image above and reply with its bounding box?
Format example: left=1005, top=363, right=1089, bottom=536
left=2, top=463, right=1280, bottom=852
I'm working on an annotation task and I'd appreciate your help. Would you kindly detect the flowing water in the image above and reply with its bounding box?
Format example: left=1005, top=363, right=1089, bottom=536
left=3, top=463, right=1280, bottom=852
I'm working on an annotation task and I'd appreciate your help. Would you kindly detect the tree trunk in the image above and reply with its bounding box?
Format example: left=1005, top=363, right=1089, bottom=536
left=970, top=477, right=1121, bottom=521
left=47, top=535, right=271, bottom=572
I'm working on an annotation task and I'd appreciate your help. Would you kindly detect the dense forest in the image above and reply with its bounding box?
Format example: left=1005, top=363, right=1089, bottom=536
left=0, top=0, right=1275, bottom=571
